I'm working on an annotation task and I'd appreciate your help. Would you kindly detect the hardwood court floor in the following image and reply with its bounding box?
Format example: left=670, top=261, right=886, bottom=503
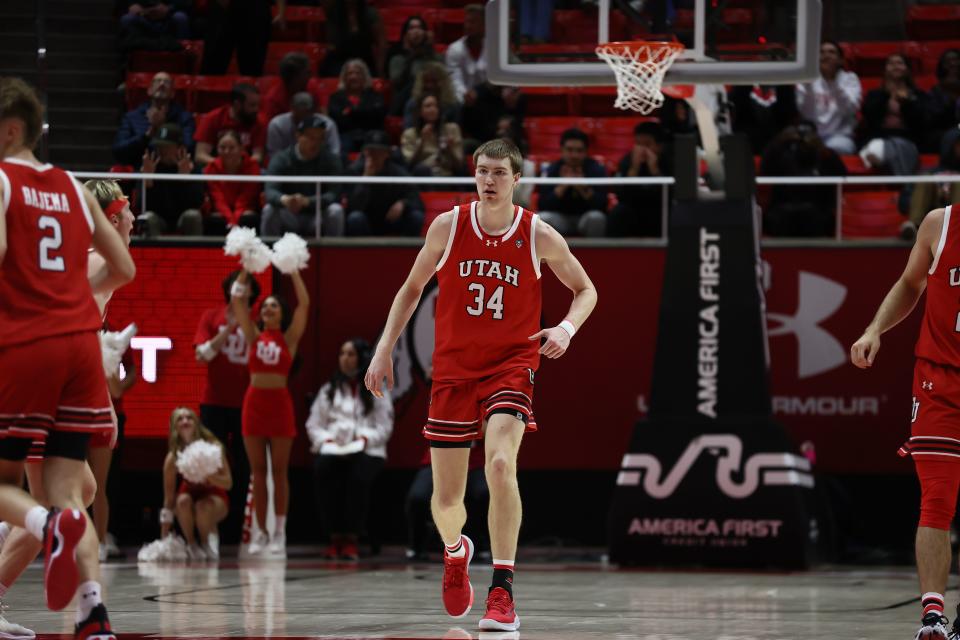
left=3, top=549, right=941, bottom=639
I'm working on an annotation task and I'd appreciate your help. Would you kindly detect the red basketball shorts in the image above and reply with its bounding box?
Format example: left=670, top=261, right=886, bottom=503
left=242, top=386, right=296, bottom=438
left=898, top=358, right=960, bottom=530
left=0, top=332, right=112, bottom=453
left=424, top=367, right=538, bottom=444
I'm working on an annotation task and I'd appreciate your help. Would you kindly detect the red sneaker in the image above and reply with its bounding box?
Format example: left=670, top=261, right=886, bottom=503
left=441, top=534, right=474, bottom=618
left=43, top=508, right=86, bottom=611
left=74, top=603, right=116, bottom=640
left=479, top=587, right=519, bottom=631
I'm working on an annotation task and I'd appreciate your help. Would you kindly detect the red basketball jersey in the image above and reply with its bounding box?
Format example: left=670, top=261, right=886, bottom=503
left=0, top=159, right=101, bottom=348
left=432, top=201, right=542, bottom=380
left=916, top=204, right=960, bottom=367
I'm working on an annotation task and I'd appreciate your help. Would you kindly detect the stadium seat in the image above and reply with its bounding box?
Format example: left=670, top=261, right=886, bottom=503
left=592, top=117, right=651, bottom=158
left=920, top=154, right=939, bottom=170
left=433, top=9, right=465, bottom=44
left=578, top=87, right=626, bottom=117
left=241, top=42, right=323, bottom=76
left=193, top=75, right=255, bottom=113
left=906, top=4, right=960, bottom=41
left=841, top=191, right=902, bottom=238
left=551, top=9, right=629, bottom=43
left=524, top=117, right=597, bottom=154
left=521, top=87, right=576, bottom=117
left=921, top=41, right=960, bottom=76
left=256, top=76, right=283, bottom=98
left=847, top=41, right=923, bottom=77
left=518, top=43, right=599, bottom=63
left=859, top=74, right=936, bottom=94
left=125, top=72, right=194, bottom=110
left=127, top=48, right=196, bottom=75
left=675, top=8, right=754, bottom=43
left=271, top=5, right=326, bottom=42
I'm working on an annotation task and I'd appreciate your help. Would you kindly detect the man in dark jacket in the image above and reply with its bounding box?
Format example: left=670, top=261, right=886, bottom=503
left=261, top=114, right=345, bottom=237
left=114, top=72, right=195, bottom=166
left=137, top=123, right=205, bottom=236
left=537, top=128, right=607, bottom=237
left=345, top=130, right=425, bottom=236
left=608, top=121, right=672, bottom=238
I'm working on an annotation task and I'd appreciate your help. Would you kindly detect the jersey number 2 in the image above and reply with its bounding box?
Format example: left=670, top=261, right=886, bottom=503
left=38, top=216, right=65, bottom=272
left=466, top=283, right=504, bottom=320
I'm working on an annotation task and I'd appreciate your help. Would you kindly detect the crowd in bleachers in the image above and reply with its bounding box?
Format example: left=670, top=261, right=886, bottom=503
left=112, top=0, right=960, bottom=239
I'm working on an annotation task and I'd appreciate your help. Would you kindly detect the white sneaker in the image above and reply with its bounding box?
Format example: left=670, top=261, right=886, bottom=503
left=914, top=613, right=950, bottom=639
left=0, top=522, right=10, bottom=555
left=267, top=531, right=286, bottom=555
left=204, top=533, right=220, bottom=560
left=104, top=532, right=121, bottom=557
left=247, top=530, right=269, bottom=555
left=0, top=601, right=35, bottom=639
left=187, top=543, right=208, bottom=561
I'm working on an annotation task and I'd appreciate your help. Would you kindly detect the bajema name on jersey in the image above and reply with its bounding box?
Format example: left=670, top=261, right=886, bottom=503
left=21, top=186, right=71, bottom=213
left=458, top=259, right=520, bottom=287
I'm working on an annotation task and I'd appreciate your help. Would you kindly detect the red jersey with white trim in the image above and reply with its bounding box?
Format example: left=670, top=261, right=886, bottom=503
left=0, top=159, right=101, bottom=348
left=432, top=201, right=542, bottom=380
left=194, top=307, right=250, bottom=408
left=916, top=204, right=960, bottom=367
left=248, top=328, right=293, bottom=376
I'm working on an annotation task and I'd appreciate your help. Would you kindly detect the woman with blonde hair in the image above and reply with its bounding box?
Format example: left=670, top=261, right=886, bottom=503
left=403, top=61, right=460, bottom=129
left=327, top=58, right=387, bottom=157
left=161, top=407, right=232, bottom=559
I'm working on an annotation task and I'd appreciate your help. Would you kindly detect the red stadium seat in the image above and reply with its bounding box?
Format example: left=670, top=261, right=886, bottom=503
left=592, top=117, right=651, bottom=158
left=906, top=4, right=960, bottom=41
left=518, top=43, right=599, bottom=63
left=313, top=77, right=341, bottom=104
left=432, top=9, right=466, bottom=44
left=127, top=48, right=197, bottom=74
left=384, top=116, right=404, bottom=144
left=847, top=41, right=923, bottom=78
left=125, top=72, right=194, bottom=111
left=271, top=5, right=326, bottom=42
left=193, top=75, right=255, bottom=113
left=578, top=87, right=626, bottom=117
left=921, top=41, right=960, bottom=76
left=552, top=9, right=629, bottom=44
left=840, top=154, right=872, bottom=176
left=858, top=74, right=936, bottom=95
left=521, top=87, right=576, bottom=117
left=245, top=43, right=323, bottom=76
left=920, top=154, right=939, bottom=170
left=841, top=191, right=902, bottom=238
left=524, top=117, right=597, bottom=154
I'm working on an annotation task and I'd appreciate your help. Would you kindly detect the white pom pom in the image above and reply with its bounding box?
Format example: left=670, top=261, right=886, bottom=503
left=224, top=227, right=271, bottom=274
left=271, top=233, right=310, bottom=274
left=99, top=323, right=137, bottom=376
left=137, top=534, right=188, bottom=562
left=175, top=440, right=223, bottom=484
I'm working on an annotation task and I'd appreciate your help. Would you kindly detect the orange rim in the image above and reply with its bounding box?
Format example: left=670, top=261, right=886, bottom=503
left=596, top=39, right=686, bottom=56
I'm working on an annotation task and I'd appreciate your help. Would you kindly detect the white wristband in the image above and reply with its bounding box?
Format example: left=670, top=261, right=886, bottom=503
left=230, top=281, right=248, bottom=298
left=159, top=507, right=174, bottom=525
left=558, top=320, right=576, bottom=339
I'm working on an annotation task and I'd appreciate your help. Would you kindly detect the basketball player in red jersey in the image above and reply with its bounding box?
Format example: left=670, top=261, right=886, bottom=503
left=0, top=78, right=135, bottom=638
left=852, top=204, right=960, bottom=640
left=365, top=138, right=597, bottom=631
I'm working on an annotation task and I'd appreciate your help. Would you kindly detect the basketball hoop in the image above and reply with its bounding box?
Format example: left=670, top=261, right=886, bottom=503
left=595, top=40, right=690, bottom=115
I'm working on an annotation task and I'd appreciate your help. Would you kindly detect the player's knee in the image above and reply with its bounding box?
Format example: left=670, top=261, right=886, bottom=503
left=82, top=474, right=97, bottom=508
left=176, top=493, right=194, bottom=512
left=431, top=487, right=462, bottom=511
left=485, top=453, right=515, bottom=485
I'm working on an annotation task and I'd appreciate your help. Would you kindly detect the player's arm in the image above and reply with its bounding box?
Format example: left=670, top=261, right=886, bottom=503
left=365, top=211, right=453, bottom=397
left=284, top=269, right=309, bottom=354
left=850, top=207, right=942, bottom=368
left=86, top=251, right=114, bottom=314
left=0, top=179, right=7, bottom=264
left=84, top=187, right=136, bottom=295
left=531, top=220, right=598, bottom=359
left=230, top=270, right=259, bottom=346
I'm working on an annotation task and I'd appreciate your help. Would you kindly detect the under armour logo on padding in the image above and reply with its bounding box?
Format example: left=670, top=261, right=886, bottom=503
left=922, top=381, right=934, bottom=390
left=768, top=271, right=847, bottom=379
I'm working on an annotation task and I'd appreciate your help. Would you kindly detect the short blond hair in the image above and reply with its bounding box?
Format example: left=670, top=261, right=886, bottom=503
left=83, top=179, right=124, bottom=210
left=473, top=138, right=523, bottom=175
left=0, top=77, right=43, bottom=150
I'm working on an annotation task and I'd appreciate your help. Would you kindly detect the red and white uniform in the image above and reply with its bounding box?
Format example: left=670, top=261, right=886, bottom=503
left=424, top=201, right=542, bottom=443
left=0, top=159, right=112, bottom=444
left=242, top=329, right=296, bottom=438
left=194, top=307, right=251, bottom=409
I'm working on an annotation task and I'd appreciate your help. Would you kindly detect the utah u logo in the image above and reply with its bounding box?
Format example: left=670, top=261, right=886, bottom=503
left=256, top=341, right=281, bottom=366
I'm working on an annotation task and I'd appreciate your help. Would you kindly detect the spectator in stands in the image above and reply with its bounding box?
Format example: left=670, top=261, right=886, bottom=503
left=906, top=127, right=960, bottom=233
left=261, top=52, right=327, bottom=124
left=608, top=122, right=672, bottom=238
left=262, top=114, right=345, bottom=237
left=195, top=83, right=266, bottom=167
left=267, top=92, right=341, bottom=159
left=118, top=0, right=189, bottom=53
left=138, top=123, right=205, bottom=236
left=386, top=15, right=443, bottom=116
left=729, top=84, right=799, bottom=154
left=193, top=270, right=260, bottom=544
left=320, top=0, right=386, bottom=78
left=306, top=338, right=392, bottom=561
left=405, top=443, right=488, bottom=563
left=858, top=53, right=926, bottom=180
left=760, top=122, right=847, bottom=237
left=537, top=128, right=607, bottom=237
left=400, top=93, right=466, bottom=178
left=403, top=61, right=461, bottom=129
left=114, top=72, right=195, bottom=166
left=161, top=407, right=232, bottom=560
left=445, top=4, right=486, bottom=104
left=200, top=0, right=276, bottom=76
left=328, top=59, right=387, bottom=158
left=795, top=41, right=861, bottom=155
left=494, top=115, right=536, bottom=208
left=922, top=49, right=960, bottom=154
left=344, top=130, right=425, bottom=236
left=203, top=130, right=262, bottom=233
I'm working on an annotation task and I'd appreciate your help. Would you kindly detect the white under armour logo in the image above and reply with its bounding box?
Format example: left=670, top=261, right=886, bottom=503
left=922, top=381, right=934, bottom=391
left=486, top=240, right=498, bottom=247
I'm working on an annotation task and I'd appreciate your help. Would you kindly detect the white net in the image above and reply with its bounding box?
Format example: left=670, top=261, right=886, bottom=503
left=595, top=41, right=685, bottom=115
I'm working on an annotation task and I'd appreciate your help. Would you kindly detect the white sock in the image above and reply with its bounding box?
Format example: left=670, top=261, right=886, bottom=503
left=24, top=506, right=48, bottom=541
left=75, top=580, right=102, bottom=624
left=274, top=516, right=286, bottom=536
left=0, top=522, right=10, bottom=547
left=445, top=535, right=466, bottom=558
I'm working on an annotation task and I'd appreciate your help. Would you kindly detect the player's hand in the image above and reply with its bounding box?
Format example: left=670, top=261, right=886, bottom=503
left=365, top=350, right=394, bottom=398
left=142, top=149, right=158, bottom=173
left=529, top=326, right=571, bottom=359
left=850, top=330, right=880, bottom=369
left=176, top=147, right=194, bottom=174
